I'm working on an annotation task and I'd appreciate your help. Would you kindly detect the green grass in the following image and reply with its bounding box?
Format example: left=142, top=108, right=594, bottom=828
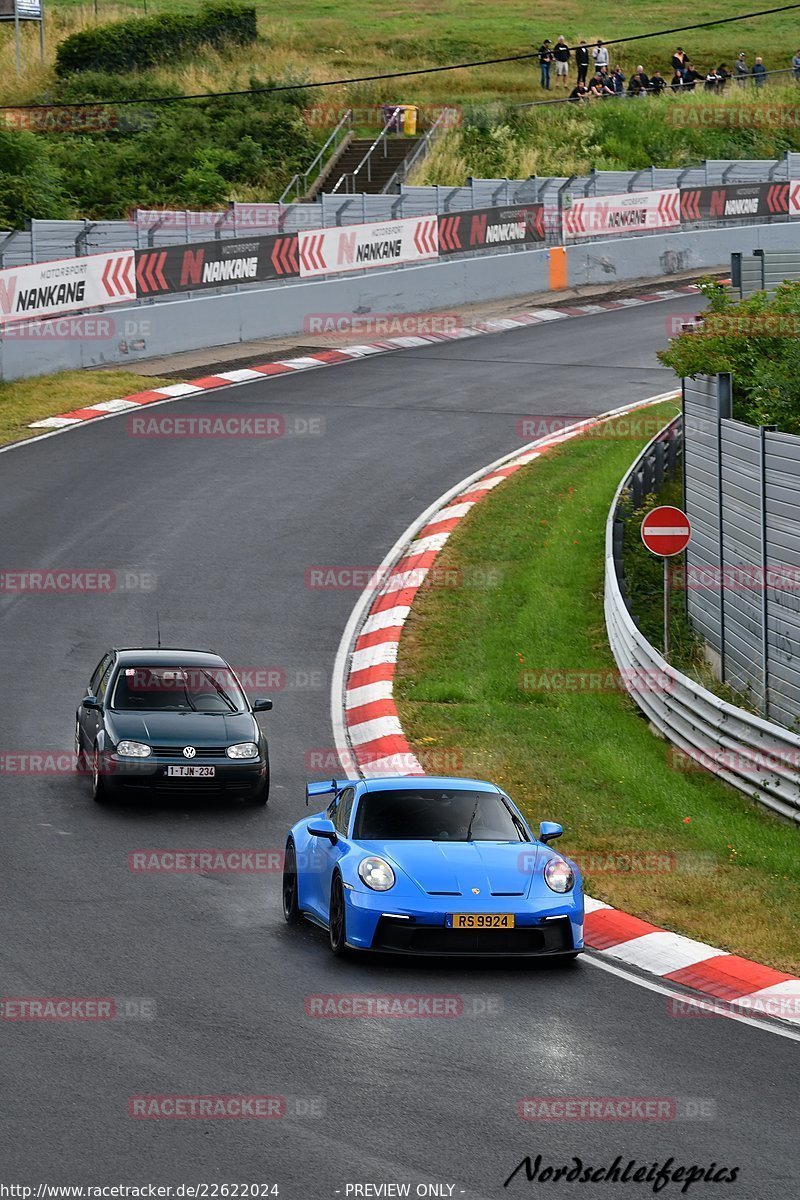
left=395, top=403, right=800, bottom=974
left=3, top=3, right=800, bottom=208
left=0, top=370, right=173, bottom=445
left=4, top=1, right=800, bottom=108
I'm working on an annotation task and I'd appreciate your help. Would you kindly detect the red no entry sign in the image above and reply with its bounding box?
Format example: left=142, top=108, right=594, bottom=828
left=641, top=506, right=691, bottom=557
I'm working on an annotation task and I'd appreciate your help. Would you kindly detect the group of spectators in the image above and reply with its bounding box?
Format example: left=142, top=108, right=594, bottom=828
left=535, top=38, right=799, bottom=101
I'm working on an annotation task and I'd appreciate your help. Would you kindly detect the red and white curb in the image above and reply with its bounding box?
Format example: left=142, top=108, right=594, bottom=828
left=28, top=286, right=702, bottom=432
left=331, top=391, right=800, bottom=1032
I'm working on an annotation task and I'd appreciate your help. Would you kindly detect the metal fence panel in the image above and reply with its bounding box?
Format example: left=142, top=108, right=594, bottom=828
left=684, top=376, right=728, bottom=652
left=719, top=419, right=765, bottom=706
left=684, top=378, right=800, bottom=727
left=606, top=413, right=800, bottom=823
left=764, top=431, right=800, bottom=724
left=757, top=249, right=800, bottom=295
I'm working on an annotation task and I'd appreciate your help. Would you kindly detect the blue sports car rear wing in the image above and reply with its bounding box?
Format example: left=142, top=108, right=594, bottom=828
left=306, top=778, right=350, bottom=806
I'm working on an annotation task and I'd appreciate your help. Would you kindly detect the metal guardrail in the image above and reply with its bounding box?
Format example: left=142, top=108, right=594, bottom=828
left=279, top=110, right=353, bottom=204
left=605, top=411, right=800, bottom=824
left=329, top=107, right=402, bottom=195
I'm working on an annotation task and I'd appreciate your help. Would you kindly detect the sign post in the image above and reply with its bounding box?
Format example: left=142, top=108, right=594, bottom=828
left=640, top=505, right=692, bottom=659
left=0, top=0, right=44, bottom=76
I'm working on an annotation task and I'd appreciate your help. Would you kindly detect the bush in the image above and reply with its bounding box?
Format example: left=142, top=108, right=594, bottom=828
left=657, top=280, right=800, bottom=435
left=40, top=81, right=319, bottom=219
left=0, top=130, right=72, bottom=225
left=55, top=4, right=258, bottom=78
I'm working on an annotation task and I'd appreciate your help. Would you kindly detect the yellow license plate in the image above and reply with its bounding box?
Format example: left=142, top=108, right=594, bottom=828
left=448, top=913, right=515, bottom=929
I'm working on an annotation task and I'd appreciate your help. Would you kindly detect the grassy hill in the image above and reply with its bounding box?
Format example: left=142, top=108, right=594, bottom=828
left=3, top=0, right=798, bottom=107
left=1, top=1, right=799, bottom=216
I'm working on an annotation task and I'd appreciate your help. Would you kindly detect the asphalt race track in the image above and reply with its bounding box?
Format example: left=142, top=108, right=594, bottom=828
left=0, top=299, right=796, bottom=1197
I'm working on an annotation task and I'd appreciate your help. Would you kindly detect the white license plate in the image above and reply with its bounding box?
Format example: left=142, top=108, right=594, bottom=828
left=166, top=765, right=215, bottom=778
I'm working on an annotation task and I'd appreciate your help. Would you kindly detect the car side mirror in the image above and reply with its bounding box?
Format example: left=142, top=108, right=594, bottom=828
left=253, top=698, right=273, bottom=712
left=539, top=821, right=563, bottom=844
left=82, top=695, right=101, bottom=711
left=309, top=818, right=337, bottom=844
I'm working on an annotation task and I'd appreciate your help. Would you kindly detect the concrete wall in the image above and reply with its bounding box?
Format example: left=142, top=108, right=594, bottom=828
left=2, top=220, right=798, bottom=382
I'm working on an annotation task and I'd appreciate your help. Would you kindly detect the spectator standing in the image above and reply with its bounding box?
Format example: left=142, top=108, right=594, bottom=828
left=575, top=40, right=590, bottom=85
left=753, top=57, right=767, bottom=87
left=553, top=36, right=571, bottom=89
left=592, top=40, right=609, bottom=71
left=671, top=47, right=688, bottom=78
left=793, top=49, right=800, bottom=81
left=716, top=64, right=731, bottom=90
left=650, top=70, right=667, bottom=95
left=538, top=39, right=553, bottom=90
left=734, top=53, right=748, bottom=87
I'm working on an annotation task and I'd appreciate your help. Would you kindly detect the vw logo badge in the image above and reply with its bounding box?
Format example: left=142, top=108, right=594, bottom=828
left=183, top=746, right=196, bottom=759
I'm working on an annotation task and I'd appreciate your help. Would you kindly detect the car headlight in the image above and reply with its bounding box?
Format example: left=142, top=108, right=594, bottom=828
left=358, top=856, right=396, bottom=891
left=115, top=740, right=152, bottom=758
left=544, top=858, right=574, bottom=893
left=226, top=742, right=259, bottom=759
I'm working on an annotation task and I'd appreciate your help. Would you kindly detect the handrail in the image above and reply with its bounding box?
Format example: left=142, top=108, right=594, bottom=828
left=605, top=411, right=800, bottom=824
left=279, top=109, right=353, bottom=205
left=382, top=106, right=456, bottom=194
left=330, top=107, right=403, bottom=195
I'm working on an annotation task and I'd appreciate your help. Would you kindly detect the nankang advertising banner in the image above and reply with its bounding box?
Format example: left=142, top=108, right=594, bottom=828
left=562, top=190, right=680, bottom=239
left=297, top=216, right=438, bottom=278
left=0, top=251, right=135, bottom=327
left=437, top=204, right=545, bottom=254
left=135, top=234, right=299, bottom=297
left=680, top=182, right=789, bottom=222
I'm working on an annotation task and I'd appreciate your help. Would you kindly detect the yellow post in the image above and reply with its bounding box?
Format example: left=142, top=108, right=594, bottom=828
left=549, top=246, right=567, bottom=290
left=403, top=105, right=418, bottom=136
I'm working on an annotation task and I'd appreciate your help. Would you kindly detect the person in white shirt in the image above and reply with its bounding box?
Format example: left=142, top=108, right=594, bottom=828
left=592, top=41, right=609, bottom=71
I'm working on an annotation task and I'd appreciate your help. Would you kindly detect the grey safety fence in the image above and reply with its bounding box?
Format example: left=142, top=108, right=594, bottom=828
left=733, top=248, right=800, bottom=297
left=605, top=412, right=800, bottom=824
left=2, top=152, right=800, bottom=269
left=683, top=375, right=800, bottom=729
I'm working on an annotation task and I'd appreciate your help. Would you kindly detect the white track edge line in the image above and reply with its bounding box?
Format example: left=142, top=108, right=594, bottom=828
left=330, top=389, right=680, bottom=780
left=583, top=954, right=800, bottom=1042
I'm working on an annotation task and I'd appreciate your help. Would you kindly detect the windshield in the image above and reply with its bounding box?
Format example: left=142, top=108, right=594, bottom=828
left=353, top=788, right=529, bottom=842
left=110, top=666, right=247, bottom=713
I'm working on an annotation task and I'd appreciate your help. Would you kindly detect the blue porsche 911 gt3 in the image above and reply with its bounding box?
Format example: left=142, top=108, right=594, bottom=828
left=282, top=776, right=583, bottom=957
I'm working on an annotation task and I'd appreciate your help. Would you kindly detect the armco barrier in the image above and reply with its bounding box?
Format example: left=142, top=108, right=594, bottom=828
left=605, top=415, right=800, bottom=824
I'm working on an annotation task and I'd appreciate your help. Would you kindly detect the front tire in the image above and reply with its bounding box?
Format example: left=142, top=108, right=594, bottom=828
left=74, top=721, right=85, bottom=772
left=328, top=874, right=349, bottom=956
left=91, top=746, right=110, bottom=806
left=282, top=842, right=302, bottom=925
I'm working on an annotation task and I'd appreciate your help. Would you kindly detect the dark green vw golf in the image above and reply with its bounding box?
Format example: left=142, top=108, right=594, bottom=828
left=75, top=648, right=272, bottom=805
